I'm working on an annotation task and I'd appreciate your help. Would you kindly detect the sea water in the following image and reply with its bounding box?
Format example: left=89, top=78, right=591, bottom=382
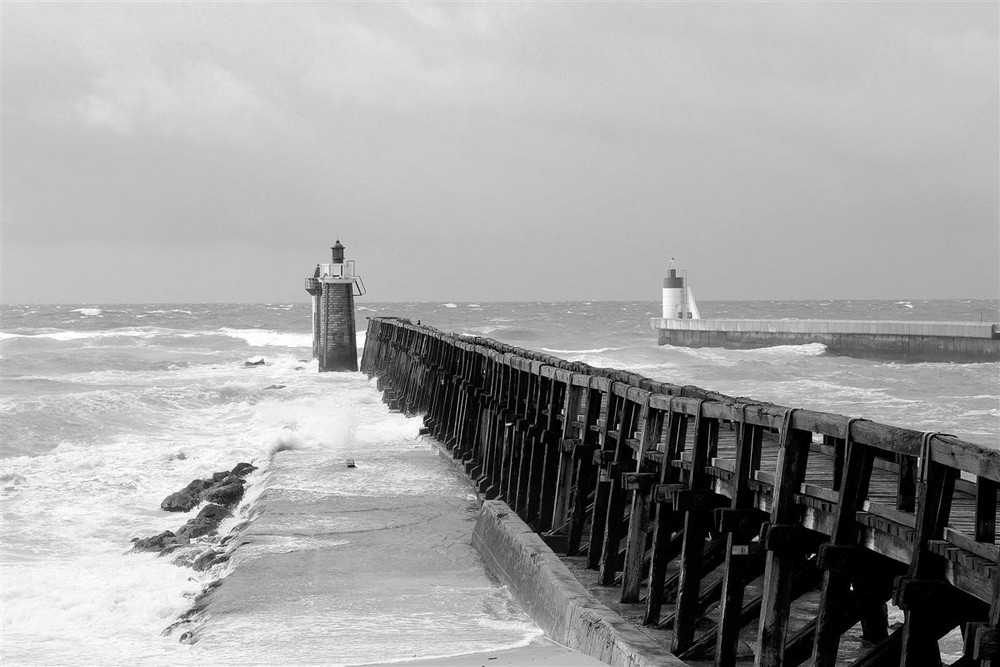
left=1, top=300, right=997, bottom=665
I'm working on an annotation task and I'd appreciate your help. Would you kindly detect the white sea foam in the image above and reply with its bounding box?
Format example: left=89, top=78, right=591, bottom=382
left=443, top=303, right=458, bottom=308
left=0, top=327, right=179, bottom=342
left=739, top=342, right=828, bottom=357
left=71, top=307, right=102, bottom=316
left=462, top=326, right=502, bottom=336
left=219, top=328, right=312, bottom=348
left=541, top=346, right=624, bottom=355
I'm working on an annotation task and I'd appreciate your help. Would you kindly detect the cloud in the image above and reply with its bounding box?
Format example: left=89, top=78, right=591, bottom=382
left=72, top=61, right=270, bottom=144
left=1, top=2, right=996, bottom=302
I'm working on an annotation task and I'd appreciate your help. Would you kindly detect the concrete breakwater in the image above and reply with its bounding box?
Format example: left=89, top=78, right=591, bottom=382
left=650, top=318, right=1000, bottom=362
left=361, top=316, right=1000, bottom=667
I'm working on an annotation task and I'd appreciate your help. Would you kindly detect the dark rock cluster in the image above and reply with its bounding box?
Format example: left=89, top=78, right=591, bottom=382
left=160, top=462, right=256, bottom=512
left=130, top=461, right=258, bottom=567
left=137, top=461, right=261, bottom=645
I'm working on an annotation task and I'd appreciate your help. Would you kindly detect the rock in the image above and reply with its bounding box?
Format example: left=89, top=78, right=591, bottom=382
left=170, top=549, right=199, bottom=568
left=191, top=549, right=219, bottom=572
left=161, top=479, right=213, bottom=512
left=263, top=384, right=286, bottom=390
left=211, top=471, right=229, bottom=483
left=159, top=542, right=188, bottom=557
left=176, top=504, right=232, bottom=539
left=132, top=530, right=189, bottom=553
left=229, top=462, right=257, bottom=478
left=244, top=358, right=265, bottom=367
left=176, top=519, right=212, bottom=540
left=197, top=503, right=233, bottom=522
left=201, top=482, right=244, bottom=508
left=191, top=549, right=230, bottom=572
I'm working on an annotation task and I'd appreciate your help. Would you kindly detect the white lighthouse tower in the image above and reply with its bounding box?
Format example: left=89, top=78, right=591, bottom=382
left=662, top=260, right=701, bottom=320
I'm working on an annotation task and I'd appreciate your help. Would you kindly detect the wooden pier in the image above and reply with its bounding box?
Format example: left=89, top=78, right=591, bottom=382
left=361, top=316, right=1000, bottom=667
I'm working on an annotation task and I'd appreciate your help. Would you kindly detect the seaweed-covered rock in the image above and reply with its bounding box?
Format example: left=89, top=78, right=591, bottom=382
left=161, top=479, right=213, bottom=512
left=201, top=482, right=244, bottom=508
left=244, top=358, right=265, bottom=367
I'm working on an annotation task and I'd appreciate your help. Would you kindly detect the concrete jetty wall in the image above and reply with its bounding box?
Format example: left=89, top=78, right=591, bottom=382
left=473, top=501, right=683, bottom=667
left=651, top=318, right=1000, bottom=362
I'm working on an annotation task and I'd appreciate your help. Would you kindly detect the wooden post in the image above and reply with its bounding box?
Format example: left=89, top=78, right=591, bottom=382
left=715, top=410, right=764, bottom=667
left=599, top=391, right=643, bottom=585
left=620, top=398, right=662, bottom=603
left=550, top=376, right=586, bottom=533
left=536, top=374, right=566, bottom=533
left=812, top=419, right=876, bottom=667
left=756, top=410, right=812, bottom=667
left=587, top=387, right=615, bottom=570
left=673, top=402, right=719, bottom=654
left=568, top=385, right=602, bottom=556
left=645, top=398, right=688, bottom=626
left=899, top=434, right=959, bottom=667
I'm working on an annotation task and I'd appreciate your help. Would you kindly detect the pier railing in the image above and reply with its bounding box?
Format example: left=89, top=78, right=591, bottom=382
left=361, top=316, right=999, bottom=667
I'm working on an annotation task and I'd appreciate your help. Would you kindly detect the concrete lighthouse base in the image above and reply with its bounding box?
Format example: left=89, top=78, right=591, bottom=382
left=318, top=282, right=358, bottom=372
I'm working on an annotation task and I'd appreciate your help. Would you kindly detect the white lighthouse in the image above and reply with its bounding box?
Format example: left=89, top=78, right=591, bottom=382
left=662, top=262, right=700, bottom=320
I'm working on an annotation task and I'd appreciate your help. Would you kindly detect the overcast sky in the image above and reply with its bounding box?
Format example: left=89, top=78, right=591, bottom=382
left=2, top=2, right=997, bottom=304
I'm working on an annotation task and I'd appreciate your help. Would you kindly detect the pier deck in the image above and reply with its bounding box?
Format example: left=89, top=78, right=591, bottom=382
left=361, top=317, right=999, bottom=667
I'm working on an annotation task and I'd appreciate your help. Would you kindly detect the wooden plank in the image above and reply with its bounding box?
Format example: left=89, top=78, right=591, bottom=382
left=943, top=527, right=1000, bottom=564
left=931, top=439, right=1000, bottom=483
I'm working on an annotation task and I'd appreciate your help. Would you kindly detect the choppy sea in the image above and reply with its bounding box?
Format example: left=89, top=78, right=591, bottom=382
left=2, top=300, right=998, bottom=665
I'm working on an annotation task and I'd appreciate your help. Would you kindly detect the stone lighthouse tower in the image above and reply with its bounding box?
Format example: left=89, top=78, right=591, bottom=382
left=305, top=240, right=365, bottom=372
